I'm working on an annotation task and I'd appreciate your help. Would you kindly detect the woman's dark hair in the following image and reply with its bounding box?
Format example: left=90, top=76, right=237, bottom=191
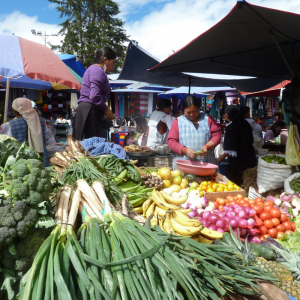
left=271, top=120, right=286, bottom=136
left=135, top=117, right=147, bottom=132
left=158, top=99, right=172, bottom=111
left=182, top=95, right=200, bottom=111
left=228, top=108, right=240, bottom=122
left=240, top=106, right=250, bottom=116
left=94, top=47, right=116, bottom=64
left=129, top=131, right=136, bottom=137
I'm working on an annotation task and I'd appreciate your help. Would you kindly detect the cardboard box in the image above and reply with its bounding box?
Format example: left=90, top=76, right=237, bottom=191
left=204, top=189, right=246, bottom=201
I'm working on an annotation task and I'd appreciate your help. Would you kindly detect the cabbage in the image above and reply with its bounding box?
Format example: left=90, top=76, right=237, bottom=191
left=0, top=135, right=21, bottom=166
left=277, top=231, right=300, bottom=253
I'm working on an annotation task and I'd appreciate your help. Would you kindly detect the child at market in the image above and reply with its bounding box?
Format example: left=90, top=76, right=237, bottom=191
left=125, top=131, right=137, bottom=146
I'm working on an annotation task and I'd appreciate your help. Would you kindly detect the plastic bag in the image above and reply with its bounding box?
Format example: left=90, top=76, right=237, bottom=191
left=286, top=124, right=300, bottom=166
left=284, top=173, right=300, bottom=194
left=257, top=154, right=292, bottom=194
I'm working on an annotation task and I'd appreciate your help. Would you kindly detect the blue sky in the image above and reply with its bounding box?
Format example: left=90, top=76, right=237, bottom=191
left=1, top=0, right=300, bottom=62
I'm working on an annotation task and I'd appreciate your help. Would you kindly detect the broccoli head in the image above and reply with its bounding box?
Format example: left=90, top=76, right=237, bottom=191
left=6, top=158, right=52, bottom=207
left=0, top=227, right=16, bottom=246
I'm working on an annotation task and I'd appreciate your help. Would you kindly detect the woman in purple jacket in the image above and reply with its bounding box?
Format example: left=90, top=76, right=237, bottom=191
left=73, top=47, right=116, bottom=140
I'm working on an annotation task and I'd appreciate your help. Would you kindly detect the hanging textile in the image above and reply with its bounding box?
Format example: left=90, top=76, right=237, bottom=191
left=70, top=93, right=78, bottom=110
left=119, top=92, right=124, bottom=118
left=114, top=92, right=119, bottom=119
left=148, top=93, right=153, bottom=114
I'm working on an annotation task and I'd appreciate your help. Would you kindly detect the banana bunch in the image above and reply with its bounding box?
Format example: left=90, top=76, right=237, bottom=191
left=142, top=189, right=223, bottom=242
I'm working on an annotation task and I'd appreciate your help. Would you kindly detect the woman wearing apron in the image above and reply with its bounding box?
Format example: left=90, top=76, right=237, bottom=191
left=167, top=96, right=221, bottom=170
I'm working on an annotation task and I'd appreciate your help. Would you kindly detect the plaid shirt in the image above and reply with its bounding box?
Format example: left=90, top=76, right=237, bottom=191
left=10, top=117, right=49, bottom=167
left=81, top=137, right=129, bottom=159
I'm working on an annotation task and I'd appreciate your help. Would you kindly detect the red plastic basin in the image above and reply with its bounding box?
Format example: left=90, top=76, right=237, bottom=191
left=175, top=160, right=218, bottom=176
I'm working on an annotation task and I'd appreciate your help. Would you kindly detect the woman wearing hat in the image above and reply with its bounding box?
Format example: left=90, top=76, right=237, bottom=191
left=0, top=98, right=48, bottom=166
left=217, top=106, right=257, bottom=185
left=167, top=95, right=221, bottom=169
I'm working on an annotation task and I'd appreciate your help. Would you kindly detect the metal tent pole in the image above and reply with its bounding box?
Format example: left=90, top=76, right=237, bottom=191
left=188, top=76, right=191, bottom=95
left=4, top=78, right=10, bottom=122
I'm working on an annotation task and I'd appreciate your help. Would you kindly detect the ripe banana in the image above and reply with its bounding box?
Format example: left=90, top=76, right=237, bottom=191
left=158, top=216, right=164, bottom=228
left=200, top=227, right=223, bottom=240
left=133, top=206, right=143, bottom=214
left=150, top=214, right=158, bottom=227
left=155, top=206, right=173, bottom=217
left=142, top=198, right=153, bottom=216
left=173, top=214, right=202, bottom=227
left=162, top=213, right=175, bottom=234
left=161, top=191, right=188, bottom=205
left=170, top=218, right=203, bottom=236
left=179, top=208, right=193, bottom=215
left=151, top=190, right=179, bottom=210
left=198, top=235, right=213, bottom=244
left=173, top=209, right=194, bottom=220
left=145, top=201, right=156, bottom=219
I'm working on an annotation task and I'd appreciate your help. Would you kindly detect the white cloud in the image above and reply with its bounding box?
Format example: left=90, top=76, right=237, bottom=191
left=124, top=0, right=300, bottom=61
left=0, top=11, right=62, bottom=50
left=47, top=3, right=57, bottom=9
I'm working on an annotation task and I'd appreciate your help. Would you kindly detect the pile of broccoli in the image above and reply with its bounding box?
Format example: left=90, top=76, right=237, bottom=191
left=6, top=159, right=52, bottom=206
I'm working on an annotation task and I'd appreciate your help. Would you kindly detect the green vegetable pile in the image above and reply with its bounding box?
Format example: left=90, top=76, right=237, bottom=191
left=0, top=136, right=21, bottom=167
left=277, top=231, right=300, bottom=253
left=261, top=155, right=286, bottom=165
left=97, top=155, right=141, bottom=183
left=290, top=178, right=300, bottom=194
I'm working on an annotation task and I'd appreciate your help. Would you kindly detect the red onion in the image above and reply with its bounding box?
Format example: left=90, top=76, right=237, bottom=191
left=200, top=197, right=208, bottom=208
left=209, top=214, right=219, bottom=224
left=238, top=210, right=248, bottom=219
left=223, top=205, right=230, bottom=211
left=233, top=229, right=239, bottom=238
left=233, top=215, right=241, bottom=221
left=248, top=209, right=256, bottom=217
left=234, top=207, right=242, bottom=214
left=217, top=228, right=225, bottom=234
left=244, top=207, right=251, bottom=212
left=238, top=219, right=248, bottom=229
left=227, top=206, right=234, bottom=212
left=181, top=203, right=189, bottom=209
left=249, top=236, right=261, bottom=244
left=197, top=217, right=203, bottom=222
left=213, top=209, right=220, bottom=214
left=201, top=220, right=210, bottom=227
left=203, top=211, right=211, bottom=219
left=240, top=228, right=247, bottom=237
left=188, top=210, right=197, bottom=218
left=226, top=211, right=236, bottom=218
left=208, top=225, right=217, bottom=231
left=218, top=212, right=225, bottom=218
left=247, top=228, right=258, bottom=236
left=232, top=204, right=239, bottom=208
left=216, top=219, right=226, bottom=229
left=190, top=204, right=197, bottom=211
left=229, top=219, right=238, bottom=228
left=247, top=218, right=255, bottom=228
left=266, top=196, right=275, bottom=203
left=280, top=192, right=293, bottom=202
left=199, top=212, right=204, bottom=218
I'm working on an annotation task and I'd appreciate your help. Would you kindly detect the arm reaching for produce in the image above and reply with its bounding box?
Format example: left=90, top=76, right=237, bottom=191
left=217, top=153, right=228, bottom=164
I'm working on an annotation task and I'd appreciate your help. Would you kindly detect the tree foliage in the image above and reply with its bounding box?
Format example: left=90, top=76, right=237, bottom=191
left=49, top=0, right=128, bottom=72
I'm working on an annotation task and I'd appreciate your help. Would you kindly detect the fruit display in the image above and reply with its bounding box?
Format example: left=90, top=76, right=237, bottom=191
left=261, top=154, right=286, bottom=165
left=141, top=174, right=163, bottom=189
left=142, top=189, right=223, bottom=241
left=290, top=178, right=300, bottom=194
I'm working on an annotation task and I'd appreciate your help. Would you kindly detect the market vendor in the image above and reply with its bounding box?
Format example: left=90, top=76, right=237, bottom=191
left=167, top=95, right=221, bottom=169
left=147, top=99, right=176, bottom=150
left=0, top=98, right=49, bottom=166
left=217, top=106, right=256, bottom=186
left=264, top=120, right=286, bottom=142
left=240, top=106, right=262, bottom=136
left=73, top=47, right=115, bottom=140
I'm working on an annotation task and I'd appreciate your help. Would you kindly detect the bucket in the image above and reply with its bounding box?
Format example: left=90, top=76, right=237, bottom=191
left=219, top=162, right=229, bottom=176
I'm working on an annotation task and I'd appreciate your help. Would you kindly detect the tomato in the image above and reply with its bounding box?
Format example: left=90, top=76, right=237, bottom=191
left=241, top=201, right=251, bottom=207
left=255, top=197, right=263, bottom=204
left=212, top=201, right=219, bottom=209
left=270, top=208, right=281, bottom=218
left=280, top=213, right=288, bottom=222
left=230, top=201, right=238, bottom=206
left=264, top=201, right=274, bottom=207
left=263, top=234, right=269, bottom=238
left=218, top=205, right=224, bottom=211
left=259, top=226, right=268, bottom=235
left=277, top=231, right=285, bottom=239
left=263, top=205, right=272, bottom=213
left=276, top=224, right=285, bottom=232
left=291, top=222, right=296, bottom=232
left=254, top=216, right=264, bottom=227
left=237, top=199, right=245, bottom=206
left=260, top=212, right=271, bottom=221
left=253, top=204, right=263, bottom=215
left=249, top=199, right=255, bottom=205
left=219, top=199, right=226, bottom=205
left=271, top=218, right=280, bottom=227
left=282, top=221, right=292, bottom=231
left=236, top=194, right=243, bottom=200
left=260, top=236, right=266, bottom=241
left=285, top=230, right=293, bottom=234
left=268, top=228, right=278, bottom=238
left=244, top=197, right=251, bottom=201
left=226, top=196, right=234, bottom=202
left=264, top=219, right=274, bottom=229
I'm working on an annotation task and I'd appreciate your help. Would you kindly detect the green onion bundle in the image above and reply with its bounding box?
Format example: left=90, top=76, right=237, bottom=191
left=19, top=180, right=275, bottom=300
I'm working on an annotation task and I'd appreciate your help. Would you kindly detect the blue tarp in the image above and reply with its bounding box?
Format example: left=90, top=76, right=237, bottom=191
left=157, top=86, right=210, bottom=100
left=57, top=54, right=86, bottom=78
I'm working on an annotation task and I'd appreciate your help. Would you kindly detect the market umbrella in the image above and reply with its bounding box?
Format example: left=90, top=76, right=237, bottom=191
left=119, top=40, right=283, bottom=92
left=0, top=34, right=81, bottom=121
left=149, top=1, right=300, bottom=79
left=57, top=54, right=86, bottom=78
left=157, top=86, right=210, bottom=99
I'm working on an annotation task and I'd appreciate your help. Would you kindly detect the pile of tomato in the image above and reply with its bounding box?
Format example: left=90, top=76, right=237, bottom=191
left=212, top=195, right=295, bottom=240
